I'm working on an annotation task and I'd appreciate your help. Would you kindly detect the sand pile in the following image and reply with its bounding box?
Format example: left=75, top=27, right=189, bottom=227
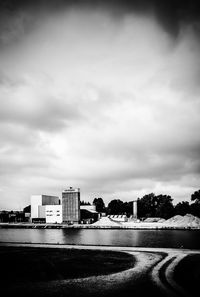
left=92, top=216, right=122, bottom=226
left=157, top=218, right=166, bottom=223
left=92, top=214, right=200, bottom=229
left=163, top=214, right=200, bottom=228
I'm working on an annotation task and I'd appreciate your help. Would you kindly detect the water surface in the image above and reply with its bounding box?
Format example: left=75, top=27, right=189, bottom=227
left=1, top=228, right=200, bottom=248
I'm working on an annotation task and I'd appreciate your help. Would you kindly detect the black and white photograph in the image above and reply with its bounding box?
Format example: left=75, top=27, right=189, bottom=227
left=0, top=1, right=200, bottom=296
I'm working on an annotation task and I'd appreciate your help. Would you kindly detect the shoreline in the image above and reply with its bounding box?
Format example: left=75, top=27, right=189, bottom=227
left=1, top=242, right=200, bottom=253
left=0, top=222, right=200, bottom=230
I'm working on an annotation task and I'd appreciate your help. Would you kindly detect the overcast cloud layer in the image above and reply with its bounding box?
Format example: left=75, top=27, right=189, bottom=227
left=0, top=0, right=200, bottom=209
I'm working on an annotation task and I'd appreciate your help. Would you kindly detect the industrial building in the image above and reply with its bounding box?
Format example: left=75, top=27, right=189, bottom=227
left=31, top=195, right=62, bottom=223
left=62, top=187, right=80, bottom=223
left=30, top=188, right=100, bottom=224
left=80, top=204, right=99, bottom=224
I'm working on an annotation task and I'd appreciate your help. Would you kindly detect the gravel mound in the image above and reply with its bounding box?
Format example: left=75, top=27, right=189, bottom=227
left=163, top=214, right=200, bottom=228
left=92, top=217, right=122, bottom=226
left=92, top=214, right=200, bottom=229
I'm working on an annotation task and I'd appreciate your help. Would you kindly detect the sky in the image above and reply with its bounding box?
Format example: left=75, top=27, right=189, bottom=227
left=0, top=0, right=200, bottom=210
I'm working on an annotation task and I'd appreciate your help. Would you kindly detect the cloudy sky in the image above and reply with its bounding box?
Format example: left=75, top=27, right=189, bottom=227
left=0, top=0, right=200, bottom=210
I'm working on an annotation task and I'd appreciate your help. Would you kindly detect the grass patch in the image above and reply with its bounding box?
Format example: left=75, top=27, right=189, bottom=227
left=0, top=246, right=135, bottom=282
left=174, top=254, right=200, bottom=295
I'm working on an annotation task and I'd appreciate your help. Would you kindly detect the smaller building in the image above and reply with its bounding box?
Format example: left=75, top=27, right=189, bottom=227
left=80, top=205, right=99, bottom=224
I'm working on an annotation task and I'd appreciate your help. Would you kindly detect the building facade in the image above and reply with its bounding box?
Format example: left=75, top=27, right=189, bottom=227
left=38, top=205, right=62, bottom=224
left=31, top=195, right=61, bottom=223
left=62, top=187, right=80, bottom=223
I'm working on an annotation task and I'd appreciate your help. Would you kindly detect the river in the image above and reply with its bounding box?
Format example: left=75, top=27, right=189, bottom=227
left=1, top=228, right=200, bottom=248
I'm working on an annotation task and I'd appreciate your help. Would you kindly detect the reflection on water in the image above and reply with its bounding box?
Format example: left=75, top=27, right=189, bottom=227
left=1, top=228, right=200, bottom=248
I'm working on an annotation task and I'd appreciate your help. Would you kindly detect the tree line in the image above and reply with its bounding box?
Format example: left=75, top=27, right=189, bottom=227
left=91, top=189, right=200, bottom=219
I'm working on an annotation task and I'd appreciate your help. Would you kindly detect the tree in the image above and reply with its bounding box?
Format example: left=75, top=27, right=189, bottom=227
left=155, top=195, right=174, bottom=219
left=137, top=193, right=157, bottom=218
left=190, top=203, right=200, bottom=217
left=93, top=198, right=105, bottom=213
left=137, top=193, right=174, bottom=219
left=0, top=211, right=9, bottom=223
left=107, top=199, right=124, bottom=215
left=191, top=190, right=200, bottom=203
left=174, top=201, right=190, bottom=216
left=122, top=202, right=133, bottom=217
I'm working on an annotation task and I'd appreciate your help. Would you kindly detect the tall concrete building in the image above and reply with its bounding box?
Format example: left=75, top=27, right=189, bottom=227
left=62, top=187, right=80, bottom=223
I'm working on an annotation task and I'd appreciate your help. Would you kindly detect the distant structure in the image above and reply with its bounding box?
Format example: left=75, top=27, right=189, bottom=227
left=62, top=187, right=80, bottom=223
left=31, top=195, right=62, bottom=223
left=133, top=200, right=138, bottom=219
left=80, top=204, right=99, bottom=224
left=108, top=215, right=128, bottom=222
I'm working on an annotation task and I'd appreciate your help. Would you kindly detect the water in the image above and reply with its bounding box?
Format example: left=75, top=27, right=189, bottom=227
left=1, top=228, right=200, bottom=248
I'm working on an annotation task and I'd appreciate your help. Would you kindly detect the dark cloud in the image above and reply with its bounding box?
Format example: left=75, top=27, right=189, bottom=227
left=0, top=0, right=200, bottom=37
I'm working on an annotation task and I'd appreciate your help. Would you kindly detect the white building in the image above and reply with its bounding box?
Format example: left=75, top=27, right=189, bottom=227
left=31, top=195, right=62, bottom=223
left=39, top=205, right=62, bottom=224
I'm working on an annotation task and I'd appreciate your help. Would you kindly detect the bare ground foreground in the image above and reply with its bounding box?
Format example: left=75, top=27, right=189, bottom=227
left=0, top=243, right=200, bottom=297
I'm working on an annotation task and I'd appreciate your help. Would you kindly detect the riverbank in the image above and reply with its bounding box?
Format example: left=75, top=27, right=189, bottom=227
left=1, top=243, right=200, bottom=297
left=1, top=214, right=200, bottom=230
left=0, top=222, right=199, bottom=230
